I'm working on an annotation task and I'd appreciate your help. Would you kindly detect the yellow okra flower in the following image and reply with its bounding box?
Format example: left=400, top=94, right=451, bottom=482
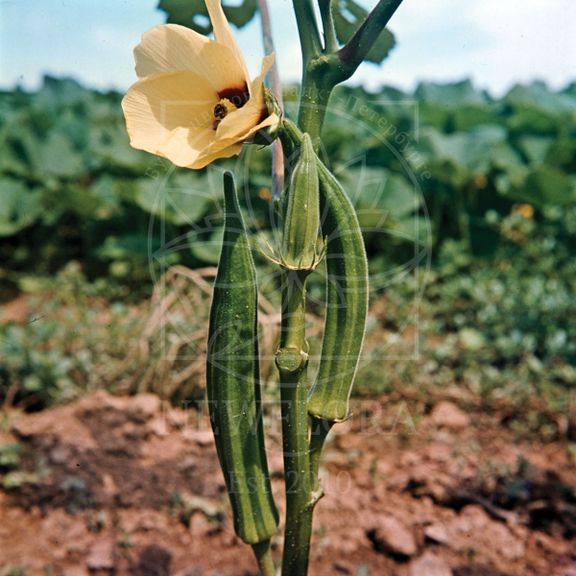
left=122, top=0, right=279, bottom=169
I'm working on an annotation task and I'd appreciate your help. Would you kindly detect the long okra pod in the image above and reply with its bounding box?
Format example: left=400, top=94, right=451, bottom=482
left=279, top=119, right=369, bottom=422
left=307, top=158, right=369, bottom=423
left=206, top=173, right=278, bottom=570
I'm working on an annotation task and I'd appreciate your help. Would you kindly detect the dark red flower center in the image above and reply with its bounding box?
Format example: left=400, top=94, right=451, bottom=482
left=217, top=84, right=249, bottom=109
left=212, top=84, right=249, bottom=130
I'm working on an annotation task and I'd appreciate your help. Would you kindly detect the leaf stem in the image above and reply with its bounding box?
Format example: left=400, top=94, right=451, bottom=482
left=318, top=0, right=338, bottom=53
left=292, top=0, right=327, bottom=141
left=252, top=540, right=276, bottom=576
left=309, top=417, right=332, bottom=493
left=258, top=0, right=281, bottom=96
left=292, top=0, right=322, bottom=63
left=336, top=0, right=404, bottom=82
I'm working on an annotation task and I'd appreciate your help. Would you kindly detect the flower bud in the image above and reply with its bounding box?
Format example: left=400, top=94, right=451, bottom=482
left=281, top=133, right=320, bottom=271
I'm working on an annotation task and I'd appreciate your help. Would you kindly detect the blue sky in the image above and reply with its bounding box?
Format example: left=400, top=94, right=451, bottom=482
left=1, top=0, right=575, bottom=96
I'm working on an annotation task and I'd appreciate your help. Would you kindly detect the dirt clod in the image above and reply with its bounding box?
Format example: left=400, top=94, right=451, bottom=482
left=368, top=516, right=418, bottom=558
left=132, top=544, right=172, bottom=576
left=430, top=401, right=471, bottom=430
left=87, top=539, right=115, bottom=571
left=409, top=551, right=452, bottom=576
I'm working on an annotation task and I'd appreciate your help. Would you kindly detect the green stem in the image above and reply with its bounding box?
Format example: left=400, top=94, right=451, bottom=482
left=296, top=72, right=333, bottom=144
left=280, top=367, right=314, bottom=576
left=252, top=540, right=276, bottom=576
left=309, top=417, right=333, bottom=494
left=293, top=0, right=333, bottom=142
left=280, top=2, right=406, bottom=566
left=319, top=0, right=338, bottom=53
left=336, top=0, right=404, bottom=82
left=296, top=0, right=405, bottom=140
left=281, top=270, right=309, bottom=350
left=292, top=0, right=322, bottom=62
left=277, top=270, right=314, bottom=576
left=279, top=119, right=300, bottom=160
left=274, top=128, right=332, bottom=575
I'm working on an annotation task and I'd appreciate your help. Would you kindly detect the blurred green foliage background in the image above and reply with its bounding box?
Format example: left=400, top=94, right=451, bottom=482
left=0, top=76, right=575, bottom=435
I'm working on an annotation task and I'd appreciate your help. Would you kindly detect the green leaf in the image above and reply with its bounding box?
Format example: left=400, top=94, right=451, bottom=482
left=510, top=166, right=576, bottom=208
left=158, top=0, right=258, bottom=32
left=55, top=110, right=91, bottom=152
left=459, top=328, right=486, bottom=351
left=36, top=132, right=85, bottom=178
left=0, top=128, right=28, bottom=174
left=88, top=175, right=127, bottom=218
left=349, top=167, right=419, bottom=215
left=90, top=124, right=147, bottom=171
left=517, top=136, right=554, bottom=165
left=0, top=443, right=22, bottom=469
left=0, top=179, right=42, bottom=236
left=1, top=123, right=43, bottom=173
left=2, top=471, right=41, bottom=490
left=415, top=80, right=488, bottom=107
left=188, top=227, right=224, bottom=264
left=341, top=167, right=421, bottom=231
left=96, top=234, right=153, bottom=260
left=333, top=0, right=396, bottom=64
left=418, top=125, right=522, bottom=179
left=392, top=215, right=431, bottom=245
left=505, top=81, right=576, bottom=116
left=34, top=76, right=88, bottom=111
left=452, top=105, right=497, bottom=131
left=136, top=173, right=215, bottom=225
left=38, top=182, right=105, bottom=224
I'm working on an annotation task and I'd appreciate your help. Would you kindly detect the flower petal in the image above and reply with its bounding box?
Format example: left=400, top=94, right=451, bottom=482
left=248, top=53, right=275, bottom=100
left=205, top=0, right=249, bottom=81
left=238, top=112, right=280, bottom=143
left=134, top=24, right=247, bottom=91
left=189, top=141, right=244, bottom=170
left=216, top=54, right=276, bottom=141
left=195, top=110, right=278, bottom=168
left=162, top=126, right=219, bottom=168
left=122, top=70, right=219, bottom=166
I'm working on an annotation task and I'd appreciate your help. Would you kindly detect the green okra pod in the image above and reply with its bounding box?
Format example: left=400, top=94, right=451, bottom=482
left=281, top=132, right=320, bottom=271
left=206, top=172, right=278, bottom=545
left=306, top=159, right=369, bottom=423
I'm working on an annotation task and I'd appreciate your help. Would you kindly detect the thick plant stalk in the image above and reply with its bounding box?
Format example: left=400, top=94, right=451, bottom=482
left=275, top=127, right=322, bottom=576
left=278, top=120, right=368, bottom=576
left=207, top=172, right=278, bottom=574
left=253, top=540, right=276, bottom=576
left=292, top=0, right=322, bottom=61
left=277, top=269, right=315, bottom=576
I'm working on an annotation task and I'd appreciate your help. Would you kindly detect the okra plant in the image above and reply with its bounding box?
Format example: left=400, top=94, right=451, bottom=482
left=122, top=0, right=405, bottom=573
